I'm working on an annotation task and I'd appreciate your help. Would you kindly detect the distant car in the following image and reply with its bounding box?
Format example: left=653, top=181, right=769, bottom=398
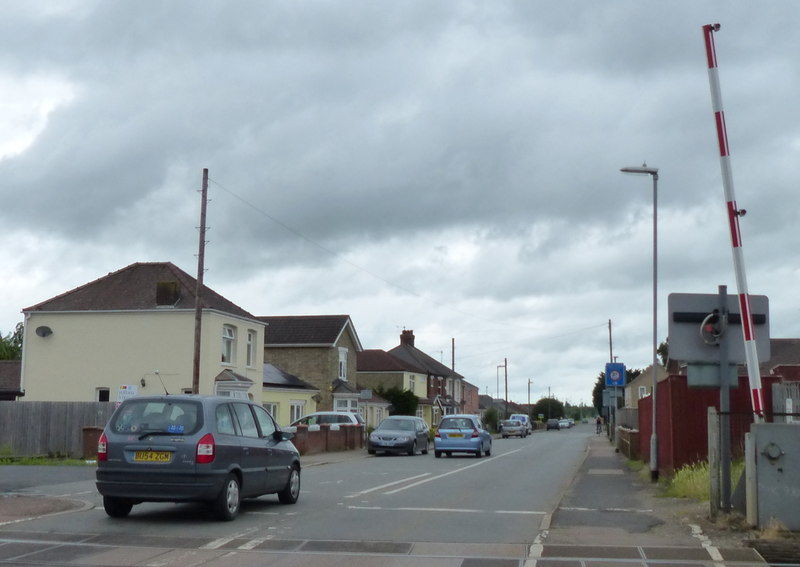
left=558, top=419, right=571, bottom=429
left=368, top=416, right=430, bottom=456
left=508, top=414, right=533, bottom=434
left=434, top=414, right=492, bottom=458
left=500, top=419, right=526, bottom=438
left=546, top=418, right=560, bottom=431
left=96, top=395, right=301, bottom=521
left=287, top=411, right=365, bottom=431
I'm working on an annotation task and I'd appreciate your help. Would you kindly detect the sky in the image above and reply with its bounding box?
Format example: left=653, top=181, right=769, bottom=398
left=2, top=2, right=798, bottom=407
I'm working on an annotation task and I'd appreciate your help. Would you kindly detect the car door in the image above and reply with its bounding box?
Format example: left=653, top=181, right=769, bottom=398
left=252, top=404, right=292, bottom=492
left=415, top=419, right=428, bottom=449
left=231, top=403, right=267, bottom=497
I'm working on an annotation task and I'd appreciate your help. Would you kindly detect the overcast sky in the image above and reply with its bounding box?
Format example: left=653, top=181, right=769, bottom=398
left=2, top=2, right=798, bottom=407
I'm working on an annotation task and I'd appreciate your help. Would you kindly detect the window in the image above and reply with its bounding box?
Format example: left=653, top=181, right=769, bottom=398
left=96, top=388, right=110, bottom=402
left=263, top=403, right=278, bottom=418
left=222, top=325, right=237, bottom=364
left=338, top=348, right=348, bottom=380
left=408, top=376, right=415, bottom=392
left=216, top=405, right=236, bottom=435
left=290, top=401, right=305, bottom=423
left=232, top=403, right=259, bottom=438
left=246, top=330, right=257, bottom=367
left=253, top=405, right=276, bottom=437
left=639, top=386, right=649, bottom=399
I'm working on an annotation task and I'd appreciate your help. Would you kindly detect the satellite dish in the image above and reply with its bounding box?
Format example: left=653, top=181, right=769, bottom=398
left=35, top=326, right=53, bottom=337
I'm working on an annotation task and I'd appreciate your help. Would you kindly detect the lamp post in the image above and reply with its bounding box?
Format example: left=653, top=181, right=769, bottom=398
left=621, top=164, right=659, bottom=482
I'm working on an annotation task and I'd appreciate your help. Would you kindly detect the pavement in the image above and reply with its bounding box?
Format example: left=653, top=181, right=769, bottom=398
left=1, top=433, right=797, bottom=566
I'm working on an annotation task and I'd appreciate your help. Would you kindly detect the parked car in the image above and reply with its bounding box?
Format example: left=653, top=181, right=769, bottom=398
left=368, top=416, right=429, bottom=456
left=546, top=418, right=560, bottom=431
left=434, top=414, right=492, bottom=458
left=96, top=395, right=301, bottom=521
left=508, top=413, right=533, bottom=434
left=500, top=419, right=526, bottom=438
left=558, top=419, right=571, bottom=429
left=287, top=411, right=365, bottom=431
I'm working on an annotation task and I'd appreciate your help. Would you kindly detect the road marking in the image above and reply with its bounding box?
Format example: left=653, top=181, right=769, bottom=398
left=560, top=506, right=653, bottom=513
left=348, top=505, right=545, bottom=515
left=384, top=448, right=523, bottom=495
left=345, top=473, right=430, bottom=498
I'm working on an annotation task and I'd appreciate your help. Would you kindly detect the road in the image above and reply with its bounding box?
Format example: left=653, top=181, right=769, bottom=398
left=0, top=425, right=772, bottom=566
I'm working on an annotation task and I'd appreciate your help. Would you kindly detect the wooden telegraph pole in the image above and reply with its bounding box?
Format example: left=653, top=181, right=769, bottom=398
left=191, top=168, right=209, bottom=394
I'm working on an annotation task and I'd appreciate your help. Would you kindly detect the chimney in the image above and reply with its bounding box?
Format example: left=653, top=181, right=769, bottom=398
left=400, top=329, right=415, bottom=347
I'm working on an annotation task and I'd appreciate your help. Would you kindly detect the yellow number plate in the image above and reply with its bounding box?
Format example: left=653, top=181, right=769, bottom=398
left=448, top=433, right=464, bottom=438
left=133, top=451, right=171, bottom=462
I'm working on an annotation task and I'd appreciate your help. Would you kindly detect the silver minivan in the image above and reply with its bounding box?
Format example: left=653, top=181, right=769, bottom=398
left=96, top=395, right=300, bottom=521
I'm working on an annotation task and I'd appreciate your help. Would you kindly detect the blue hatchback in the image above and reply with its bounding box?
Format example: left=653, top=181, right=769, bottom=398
left=434, top=414, right=492, bottom=458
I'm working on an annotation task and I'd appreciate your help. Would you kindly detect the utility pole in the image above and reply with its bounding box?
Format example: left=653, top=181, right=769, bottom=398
left=191, top=168, right=209, bottom=395
left=504, top=357, right=508, bottom=417
left=608, top=319, right=613, bottom=362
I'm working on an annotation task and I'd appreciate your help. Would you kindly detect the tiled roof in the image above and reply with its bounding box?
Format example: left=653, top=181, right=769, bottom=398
left=263, top=363, right=318, bottom=391
left=259, top=315, right=362, bottom=349
left=357, top=349, right=426, bottom=374
left=388, top=343, right=464, bottom=380
left=0, top=360, right=21, bottom=393
left=23, top=262, right=257, bottom=321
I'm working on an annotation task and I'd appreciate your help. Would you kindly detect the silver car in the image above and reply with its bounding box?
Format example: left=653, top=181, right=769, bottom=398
left=368, top=416, right=430, bottom=456
left=96, top=395, right=301, bottom=521
left=500, top=419, right=526, bottom=438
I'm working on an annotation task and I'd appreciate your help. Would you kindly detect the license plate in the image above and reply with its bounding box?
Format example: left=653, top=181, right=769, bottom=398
left=448, top=433, right=464, bottom=438
left=133, top=450, right=171, bottom=462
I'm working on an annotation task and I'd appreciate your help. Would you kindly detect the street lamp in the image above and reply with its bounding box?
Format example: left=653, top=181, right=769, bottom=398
left=620, top=164, right=659, bottom=482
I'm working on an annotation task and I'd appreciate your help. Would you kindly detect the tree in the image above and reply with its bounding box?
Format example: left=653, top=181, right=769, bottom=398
left=531, top=396, right=564, bottom=421
left=483, top=406, right=499, bottom=433
left=374, top=386, right=418, bottom=416
left=0, top=323, right=23, bottom=360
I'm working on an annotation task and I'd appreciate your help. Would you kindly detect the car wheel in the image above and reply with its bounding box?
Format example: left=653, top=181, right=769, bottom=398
left=103, top=496, right=133, bottom=518
left=421, top=440, right=429, bottom=455
left=435, top=450, right=441, bottom=458
left=212, top=473, right=241, bottom=521
left=407, top=441, right=417, bottom=456
left=485, top=443, right=492, bottom=457
left=278, top=465, right=300, bottom=505
left=475, top=449, right=482, bottom=458
left=368, top=449, right=376, bottom=455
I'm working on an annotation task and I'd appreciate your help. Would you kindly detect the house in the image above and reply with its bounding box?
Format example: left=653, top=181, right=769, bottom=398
left=262, top=363, right=320, bottom=427
left=0, top=360, right=22, bottom=400
left=624, top=364, right=669, bottom=408
left=462, top=381, right=480, bottom=415
left=331, top=377, right=391, bottom=429
left=388, top=330, right=464, bottom=425
left=356, top=348, right=433, bottom=426
left=259, top=315, right=363, bottom=415
left=20, top=262, right=265, bottom=402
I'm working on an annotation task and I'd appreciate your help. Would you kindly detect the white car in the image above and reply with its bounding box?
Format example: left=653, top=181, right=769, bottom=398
left=508, top=414, right=533, bottom=434
left=286, top=411, right=364, bottom=431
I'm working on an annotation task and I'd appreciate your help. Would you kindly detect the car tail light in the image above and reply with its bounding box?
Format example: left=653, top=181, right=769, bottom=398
left=196, top=433, right=215, bottom=464
left=97, top=433, right=108, bottom=462
left=471, top=428, right=480, bottom=438
left=434, top=429, right=441, bottom=438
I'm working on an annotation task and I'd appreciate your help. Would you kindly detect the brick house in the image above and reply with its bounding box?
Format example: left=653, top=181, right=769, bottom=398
left=388, top=330, right=464, bottom=425
left=258, top=315, right=363, bottom=414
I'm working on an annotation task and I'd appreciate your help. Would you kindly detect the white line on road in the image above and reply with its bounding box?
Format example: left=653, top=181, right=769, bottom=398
left=348, top=505, right=545, bottom=515
left=345, top=473, right=431, bottom=498
left=384, top=448, right=523, bottom=495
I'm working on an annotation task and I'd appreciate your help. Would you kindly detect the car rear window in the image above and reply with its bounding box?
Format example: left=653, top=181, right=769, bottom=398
left=439, top=417, right=474, bottom=430
left=111, top=400, right=201, bottom=435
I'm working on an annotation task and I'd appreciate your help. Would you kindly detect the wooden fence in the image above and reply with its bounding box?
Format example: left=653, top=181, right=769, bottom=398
left=0, top=402, right=365, bottom=459
left=0, top=401, right=115, bottom=459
